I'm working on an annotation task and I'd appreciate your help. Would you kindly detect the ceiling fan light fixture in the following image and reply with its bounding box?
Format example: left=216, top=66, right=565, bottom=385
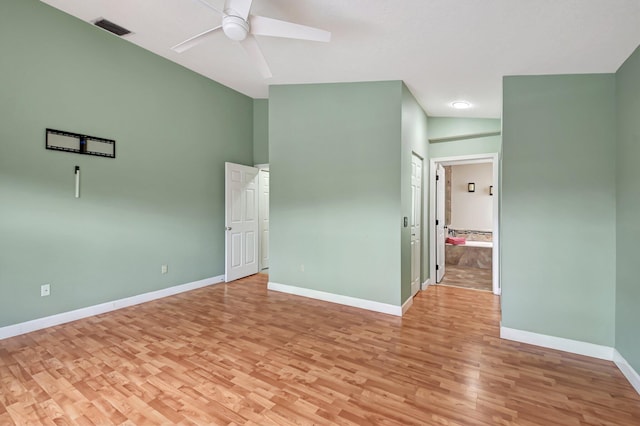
left=451, top=100, right=471, bottom=109
left=223, top=15, right=249, bottom=41
left=172, top=0, right=331, bottom=78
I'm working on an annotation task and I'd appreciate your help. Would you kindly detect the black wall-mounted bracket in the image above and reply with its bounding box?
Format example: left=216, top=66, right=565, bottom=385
left=46, top=128, right=115, bottom=158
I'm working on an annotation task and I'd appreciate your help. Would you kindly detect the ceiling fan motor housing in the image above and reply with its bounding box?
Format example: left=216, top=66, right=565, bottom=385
left=223, top=14, right=249, bottom=41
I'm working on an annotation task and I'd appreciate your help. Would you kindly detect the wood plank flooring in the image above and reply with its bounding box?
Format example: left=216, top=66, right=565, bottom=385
left=1, top=273, right=639, bottom=425
left=439, top=265, right=493, bottom=292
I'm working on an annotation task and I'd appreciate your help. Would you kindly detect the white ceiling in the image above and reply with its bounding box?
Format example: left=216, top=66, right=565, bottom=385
left=41, top=0, right=640, bottom=118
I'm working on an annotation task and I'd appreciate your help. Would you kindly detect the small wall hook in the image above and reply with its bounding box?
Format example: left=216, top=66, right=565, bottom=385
left=74, top=166, right=80, bottom=198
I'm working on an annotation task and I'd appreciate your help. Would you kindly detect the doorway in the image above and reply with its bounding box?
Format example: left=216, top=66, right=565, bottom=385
left=224, top=162, right=270, bottom=281
left=224, top=162, right=260, bottom=282
left=258, top=166, right=269, bottom=272
left=410, top=153, right=423, bottom=297
left=429, top=154, right=500, bottom=295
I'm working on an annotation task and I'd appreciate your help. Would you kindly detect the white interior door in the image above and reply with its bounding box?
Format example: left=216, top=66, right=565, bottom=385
left=258, top=169, right=269, bottom=271
left=436, top=164, right=446, bottom=283
left=225, top=162, right=259, bottom=282
left=411, top=154, right=422, bottom=296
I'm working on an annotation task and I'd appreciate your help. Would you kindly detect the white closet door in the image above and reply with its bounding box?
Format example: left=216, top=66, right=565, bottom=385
left=225, top=162, right=259, bottom=282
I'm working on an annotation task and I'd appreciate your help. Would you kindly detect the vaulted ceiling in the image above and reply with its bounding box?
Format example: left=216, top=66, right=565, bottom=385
left=41, top=0, right=640, bottom=118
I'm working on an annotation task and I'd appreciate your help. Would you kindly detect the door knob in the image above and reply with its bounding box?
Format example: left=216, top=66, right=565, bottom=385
left=225, top=227, right=232, bottom=231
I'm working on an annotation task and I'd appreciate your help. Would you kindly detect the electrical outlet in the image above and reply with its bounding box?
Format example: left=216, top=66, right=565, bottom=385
left=161, top=264, right=168, bottom=274
left=300, top=264, right=305, bottom=272
left=41, top=284, right=50, bottom=297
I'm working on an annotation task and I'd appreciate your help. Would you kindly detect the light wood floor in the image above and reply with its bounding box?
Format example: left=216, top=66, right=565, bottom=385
left=1, top=274, right=639, bottom=425
left=440, top=265, right=493, bottom=292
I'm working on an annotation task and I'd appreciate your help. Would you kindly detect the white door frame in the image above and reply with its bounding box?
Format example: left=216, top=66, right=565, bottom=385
left=410, top=152, right=423, bottom=297
left=435, top=163, right=446, bottom=283
left=428, top=153, right=500, bottom=295
left=255, top=163, right=269, bottom=272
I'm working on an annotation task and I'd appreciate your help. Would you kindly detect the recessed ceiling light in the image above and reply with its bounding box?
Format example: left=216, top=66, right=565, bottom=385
left=451, top=101, right=471, bottom=109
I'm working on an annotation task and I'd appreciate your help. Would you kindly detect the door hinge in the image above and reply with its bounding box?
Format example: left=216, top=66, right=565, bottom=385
left=436, top=174, right=440, bottom=181
left=436, top=219, right=439, bottom=225
left=436, top=265, right=440, bottom=271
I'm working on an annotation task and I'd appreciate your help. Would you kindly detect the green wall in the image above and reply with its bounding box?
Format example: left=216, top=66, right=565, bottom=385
left=269, top=81, right=403, bottom=306
left=400, top=84, right=429, bottom=303
left=615, top=45, right=640, bottom=372
left=428, top=117, right=501, bottom=158
left=428, top=117, right=501, bottom=140
left=0, top=0, right=253, bottom=327
left=253, top=99, right=269, bottom=165
left=502, top=74, right=616, bottom=346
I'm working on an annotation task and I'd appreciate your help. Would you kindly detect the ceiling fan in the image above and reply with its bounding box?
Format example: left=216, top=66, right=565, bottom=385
left=172, top=0, right=331, bottom=78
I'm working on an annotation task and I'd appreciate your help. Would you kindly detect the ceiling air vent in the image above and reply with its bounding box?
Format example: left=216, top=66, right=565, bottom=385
left=93, top=18, right=131, bottom=36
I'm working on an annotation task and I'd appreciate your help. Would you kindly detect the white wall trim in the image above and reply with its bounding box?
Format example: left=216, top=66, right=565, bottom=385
left=500, top=326, right=614, bottom=360
left=267, top=282, right=403, bottom=316
left=430, top=153, right=496, bottom=166
left=501, top=328, right=640, bottom=395
left=401, top=295, right=413, bottom=315
left=421, top=278, right=431, bottom=291
left=614, top=349, right=640, bottom=395
left=0, top=275, right=225, bottom=340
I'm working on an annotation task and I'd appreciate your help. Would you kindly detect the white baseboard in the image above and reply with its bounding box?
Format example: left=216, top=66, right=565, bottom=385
left=0, top=275, right=225, bottom=340
left=500, top=326, right=614, bottom=360
left=402, top=295, right=413, bottom=315
left=614, top=349, right=640, bottom=395
left=267, top=282, right=403, bottom=316
left=421, top=278, right=431, bottom=291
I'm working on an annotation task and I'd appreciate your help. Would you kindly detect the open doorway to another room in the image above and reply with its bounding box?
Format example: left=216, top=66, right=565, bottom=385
left=429, top=154, right=500, bottom=295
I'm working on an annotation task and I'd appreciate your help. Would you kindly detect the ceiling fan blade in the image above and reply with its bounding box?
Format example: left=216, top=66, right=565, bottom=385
left=225, top=0, right=253, bottom=20
left=193, top=0, right=223, bottom=15
left=171, top=25, right=222, bottom=53
left=240, top=36, right=272, bottom=79
left=249, top=15, right=331, bottom=42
